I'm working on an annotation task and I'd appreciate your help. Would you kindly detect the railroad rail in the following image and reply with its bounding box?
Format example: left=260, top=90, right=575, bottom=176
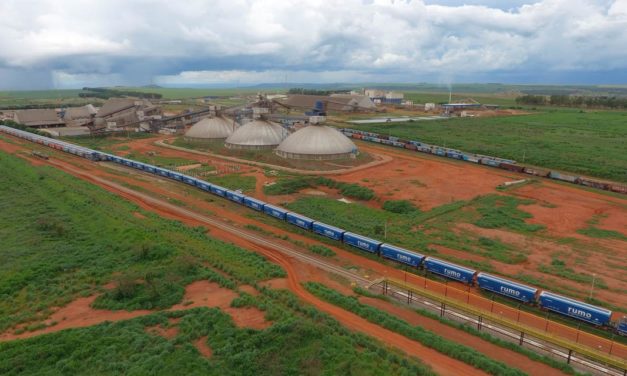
left=375, top=277, right=627, bottom=376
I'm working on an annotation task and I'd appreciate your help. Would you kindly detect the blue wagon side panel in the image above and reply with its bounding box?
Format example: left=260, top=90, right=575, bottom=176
left=342, top=232, right=381, bottom=253
left=286, top=212, right=314, bottom=230
left=263, top=204, right=288, bottom=220
left=243, top=197, right=265, bottom=211
left=424, top=258, right=476, bottom=284
left=312, top=222, right=345, bottom=241
left=210, top=185, right=227, bottom=197
left=226, top=190, right=245, bottom=204
left=538, top=292, right=611, bottom=326
left=182, top=176, right=196, bottom=186
left=476, top=273, right=537, bottom=303
left=379, top=244, right=424, bottom=267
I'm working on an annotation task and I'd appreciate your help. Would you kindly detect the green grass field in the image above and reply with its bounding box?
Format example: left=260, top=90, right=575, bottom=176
left=0, top=151, right=434, bottom=375
left=345, top=109, right=627, bottom=183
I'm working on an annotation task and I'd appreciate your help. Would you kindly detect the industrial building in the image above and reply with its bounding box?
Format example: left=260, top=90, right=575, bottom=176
left=364, top=89, right=404, bottom=104
left=224, top=119, right=287, bottom=149
left=184, top=116, right=234, bottom=140
left=275, top=125, right=358, bottom=160
left=62, top=104, right=97, bottom=127
left=280, top=94, right=375, bottom=112
left=13, top=109, right=64, bottom=128
left=92, top=98, right=162, bottom=132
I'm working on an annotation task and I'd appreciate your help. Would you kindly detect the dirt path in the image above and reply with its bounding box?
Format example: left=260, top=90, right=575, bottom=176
left=155, top=138, right=394, bottom=175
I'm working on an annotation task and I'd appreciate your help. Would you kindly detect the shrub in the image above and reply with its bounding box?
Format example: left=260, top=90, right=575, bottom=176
left=383, top=200, right=419, bottom=214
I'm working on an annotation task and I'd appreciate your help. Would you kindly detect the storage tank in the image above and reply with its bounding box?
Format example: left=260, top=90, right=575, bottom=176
left=275, top=125, right=358, bottom=160
left=224, top=120, right=287, bottom=149
left=184, top=116, right=234, bottom=140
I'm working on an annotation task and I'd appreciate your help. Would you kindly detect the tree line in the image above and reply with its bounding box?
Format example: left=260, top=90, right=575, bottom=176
left=288, top=88, right=350, bottom=96
left=79, top=87, right=162, bottom=99
left=516, top=94, right=627, bottom=109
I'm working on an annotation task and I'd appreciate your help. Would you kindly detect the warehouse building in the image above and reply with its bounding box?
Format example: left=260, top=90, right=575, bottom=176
left=275, top=125, right=358, bottom=160
left=224, top=120, right=287, bottom=150
left=62, top=104, right=97, bottom=127
left=13, top=109, right=64, bottom=128
left=184, top=116, right=234, bottom=140
left=280, top=94, right=375, bottom=112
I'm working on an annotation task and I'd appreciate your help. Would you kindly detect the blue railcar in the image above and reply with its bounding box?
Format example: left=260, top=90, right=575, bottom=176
left=548, top=171, right=578, bottom=183
left=144, top=164, right=156, bottom=173
left=617, top=318, right=627, bottom=336
left=182, top=176, right=196, bottom=186
left=379, top=244, right=424, bottom=267
left=170, top=172, right=183, bottom=181
left=131, top=161, right=144, bottom=170
left=155, top=168, right=170, bottom=177
left=424, top=258, right=476, bottom=284
left=538, top=291, right=612, bottom=326
left=286, top=212, right=314, bottom=230
left=196, top=180, right=212, bottom=191
left=263, top=204, right=288, bottom=220
left=210, top=185, right=227, bottom=197
left=226, top=190, right=245, bottom=204
left=312, top=221, right=345, bottom=241
left=476, top=273, right=538, bottom=303
left=243, top=196, right=265, bottom=211
left=342, top=232, right=382, bottom=254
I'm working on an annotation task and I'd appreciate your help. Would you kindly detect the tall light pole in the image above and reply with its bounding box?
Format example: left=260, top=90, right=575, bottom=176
left=589, top=273, right=596, bottom=300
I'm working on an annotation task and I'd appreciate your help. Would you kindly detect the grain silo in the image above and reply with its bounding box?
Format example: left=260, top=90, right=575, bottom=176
left=184, top=116, right=234, bottom=140
left=224, top=120, right=287, bottom=150
left=275, top=125, right=358, bottom=160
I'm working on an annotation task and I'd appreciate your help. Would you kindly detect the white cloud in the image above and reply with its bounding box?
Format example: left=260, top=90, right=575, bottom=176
left=0, top=0, right=626, bottom=88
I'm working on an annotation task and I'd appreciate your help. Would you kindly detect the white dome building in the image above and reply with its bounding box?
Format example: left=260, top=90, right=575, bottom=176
left=275, top=125, right=358, bottom=160
left=225, top=120, right=287, bottom=150
left=184, top=117, right=234, bottom=140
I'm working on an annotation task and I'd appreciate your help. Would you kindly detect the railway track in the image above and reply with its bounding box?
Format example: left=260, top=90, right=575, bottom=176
left=53, top=160, right=372, bottom=287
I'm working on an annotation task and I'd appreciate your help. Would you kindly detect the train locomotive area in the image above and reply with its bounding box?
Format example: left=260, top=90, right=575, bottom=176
left=1, top=121, right=626, bottom=376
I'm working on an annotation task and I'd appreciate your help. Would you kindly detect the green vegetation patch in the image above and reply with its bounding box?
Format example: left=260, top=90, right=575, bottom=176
left=577, top=226, right=627, bottom=241
left=305, top=282, right=527, bottom=376
left=205, top=173, right=256, bottom=192
left=382, top=200, right=419, bottom=214
left=473, top=195, right=545, bottom=233
left=0, top=153, right=281, bottom=329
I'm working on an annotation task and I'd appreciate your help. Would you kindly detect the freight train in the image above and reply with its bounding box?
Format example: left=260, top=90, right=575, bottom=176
left=2, top=125, right=626, bottom=336
left=340, top=128, right=627, bottom=195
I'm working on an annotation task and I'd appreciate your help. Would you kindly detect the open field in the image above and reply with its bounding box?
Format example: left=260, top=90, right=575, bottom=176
left=338, top=109, right=627, bottom=183
left=0, top=151, right=440, bottom=375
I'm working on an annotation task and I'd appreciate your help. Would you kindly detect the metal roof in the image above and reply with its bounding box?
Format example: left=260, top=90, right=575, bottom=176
left=185, top=116, right=234, bottom=139
left=225, top=120, right=287, bottom=147
left=96, top=98, right=136, bottom=118
left=63, top=104, right=97, bottom=120
left=276, top=125, right=356, bottom=156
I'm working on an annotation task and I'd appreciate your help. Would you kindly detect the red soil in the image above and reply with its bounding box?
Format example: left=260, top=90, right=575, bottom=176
left=194, top=336, right=213, bottom=358
left=145, top=320, right=179, bottom=339
left=238, top=285, right=260, bottom=296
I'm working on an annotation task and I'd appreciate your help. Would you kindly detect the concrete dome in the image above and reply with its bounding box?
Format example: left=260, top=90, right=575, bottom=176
left=185, top=117, right=234, bottom=140
left=275, top=125, right=358, bottom=160
left=225, top=120, right=287, bottom=149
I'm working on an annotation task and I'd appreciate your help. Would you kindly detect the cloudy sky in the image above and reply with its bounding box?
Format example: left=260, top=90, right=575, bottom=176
left=1, top=0, right=626, bottom=89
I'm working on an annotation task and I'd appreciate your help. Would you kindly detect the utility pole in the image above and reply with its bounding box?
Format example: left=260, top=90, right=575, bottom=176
left=589, top=273, right=596, bottom=299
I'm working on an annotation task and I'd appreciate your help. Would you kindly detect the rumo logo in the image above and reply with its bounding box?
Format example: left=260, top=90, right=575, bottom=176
left=500, top=287, right=521, bottom=296
left=397, top=254, right=411, bottom=262
left=357, top=241, right=370, bottom=249
left=444, top=269, right=462, bottom=278
left=568, top=307, right=592, bottom=319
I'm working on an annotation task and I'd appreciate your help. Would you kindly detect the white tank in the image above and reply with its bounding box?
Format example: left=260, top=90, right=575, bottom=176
left=225, top=120, right=287, bottom=149
left=275, top=125, right=357, bottom=160
left=184, top=117, right=234, bottom=140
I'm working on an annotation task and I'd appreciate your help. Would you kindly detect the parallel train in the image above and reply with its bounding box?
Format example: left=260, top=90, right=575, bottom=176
left=340, top=128, right=627, bottom=195
left=1, top=125, right=626, bottom=335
